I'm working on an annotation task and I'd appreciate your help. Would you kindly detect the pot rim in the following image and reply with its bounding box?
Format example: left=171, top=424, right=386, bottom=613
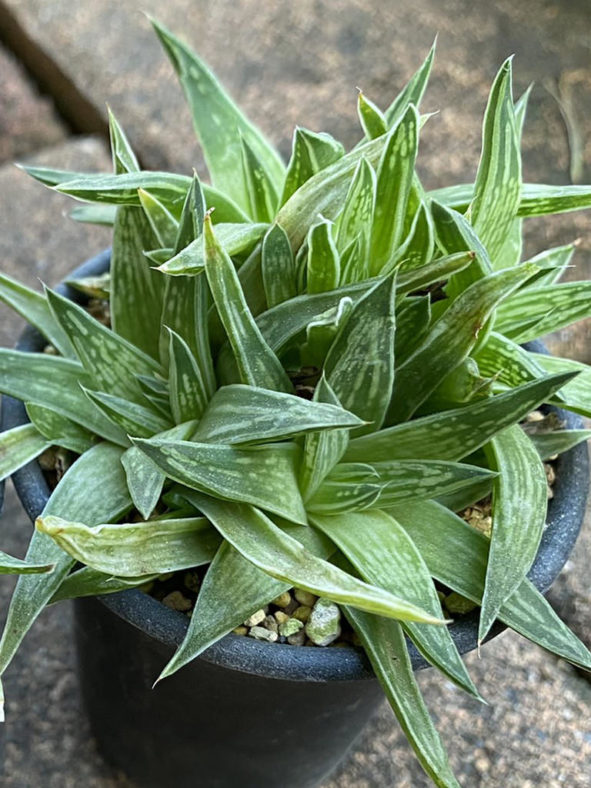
left=1, top=248, right=589, bottom=682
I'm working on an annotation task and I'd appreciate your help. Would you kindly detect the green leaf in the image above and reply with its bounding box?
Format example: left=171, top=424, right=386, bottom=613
left=25, top=403, right=95, bottom=454
left=204, top=215, right=292, bottom=392
left=530, top=353, right=591, bottom=418
left=312, top=509, right=478, bottom=696
left=46, top=287, right=163, bottom=401
left=392, top=500, right=591, bottom=671
left=158, top=522, right=332, bottom=680
left=307, top=218, right=340, bottom=294
left=357, top=91, right=387, bottom=139
left=395, top=295, right=430, bottom=363
left=50, top=566, right=157, bottom=603
left=479, top=425, right=547, bottom=642
left=308, top=459, right=496, bottom=514
left=470, top=58, right=521, bottom=263
left=345, top=609, right=460, bottom=788
left=0, top=274, right=74, bottom=357
left=133, top=437, right=307, bottom=524
left=151, top=17, right=284, bottom=213
left=37, top=515, right=220, bottom=577
left=110, top=206, right=166, bottom=358
left=276, top=133, right=392, bottom=251
left=429, top=181, right=591, bottom=218
left=57, top=170, right=191, bottom=205
left=385, top=264, right=538, bottom=423
left=0, top=424, right=49, bottom=482
left=0, top=350, right=126, bottom=445
left=280, top=127, right=345, bottom=206
left=83, top=388, right=172, bottom=438
left=167, top=329, right=210, bottom=423
left=193, top=383, right=362, bottom=445
left=335, top=157, right=375, bottom=273
left=299, top=297, right=354, bottom=368
left=369, top=105, right=419, bottom=275
left=523, top=243, right=576, bottom=288
left=188, top=493, right=445, bottom=624
left=121, top=420, right=197, bottom=519
left=70, top=204, right=118, bottom=225
left=0, top=443, right=132, bottom=677
left=528, top=429, right=591, bottom=460
left=65, top=272, right=110, bottom=300
left=299, top=377, right=350, bottom=501
left=0, top=551, right=54, bottom=576
left=325, top=276, right=396, bottom=434
left=108, top=106, right=139, bottom=174
left=240, top=138, right=279, bottom=223
left=347, top=372, right=575, bottom=463
left=432, top=200, right=492, bottom=294
left=384, top=39, right=436, bottom=127
left=121, top=446, right=164, bottom=519
left=474, top=331, right=550, bottom=389
left=157, top=223, right=267, bottom=276
left=396, top=202, right=435, bottom=271
left=397, top=251, right=475, bottom=295
left=261, top=223, right=297, bottom=308
left=494, top=281, right=591, bottom=344
left=138, top=188, right=178, bottom=247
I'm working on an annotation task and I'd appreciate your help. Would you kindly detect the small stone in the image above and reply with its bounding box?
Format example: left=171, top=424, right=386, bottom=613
left=545, top=463, right=556, bottom=486
left=293, top=605, right=312, bottom=623
left=305, top=598, right=341, bottom=646
left=271, top=591, right=292, bottom=608
left=294, top=589, right=317, bottom=607
left=183, top=571, right=200, bottom=593
left=279, top=617, right=304, bottom=638
left=445, top=592, right=477, bottom=615
left=525, top=410, right=545, bottom=422
left=243, top=609, right=266, bottom=627
left=262, top=615, right=278, bottom=634
left=274, top=611, right=290, bottom=625
left=287, top=629, right=306, bottom=646
left=248, top=626, right=278, bottom=643
left=232, top=626, right=248, bottom=636
left=284, top=598, right=299, bottom=615
left=162, top=591, right=192, bottom=612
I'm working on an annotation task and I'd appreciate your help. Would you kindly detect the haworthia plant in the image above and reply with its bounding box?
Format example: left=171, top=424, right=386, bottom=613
left=1, top=20, right=590, bottom=788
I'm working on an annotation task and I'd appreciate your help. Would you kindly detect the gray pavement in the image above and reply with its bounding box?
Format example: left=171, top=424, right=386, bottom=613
left=0, top=1, right=590, bottom=785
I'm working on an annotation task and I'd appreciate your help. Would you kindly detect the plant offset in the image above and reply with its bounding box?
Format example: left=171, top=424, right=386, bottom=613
left=1, top=18, right=591, bottom=787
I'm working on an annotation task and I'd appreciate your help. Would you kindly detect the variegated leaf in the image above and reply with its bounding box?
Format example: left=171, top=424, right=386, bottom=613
left=280, top=127, right=345, bottom=206
left=392, top=500, right=591, bottom=671
left=151, top=18, right=284, bottom=213
left=385, top=264, right=538, bottom=423
left=83, top=388, right=172, bottom=438
left=479, top=425, right=547, bottom=642
left=0, top=350, right=126, bottom=445
left=357, top=91, right=387, bottom=139
left=0, top=443, right=132, bottom=676
left=25, top=403, right=95, bottom=454
left=138, top=188, right=179, bottom=247
left=204, top=215, right=292, bottom=393
left=188, top=493, right=444, bottom=624
left=384, top=39, right=436, bottom=127
left=311, top=510, right=478, bottom=697
left=325, top=275, right=396, bottom=434
left=347, top=372, right=575, bottom=463
left=167, top=329, right=210, bottom=423
left=0, top=424, right=49, bottom=482
left=261, top=223, right=297, bottom=308
left=307, top=218, right=340, bottom=293
left=193, top=383, right=363, bottom=445
left=133, top=437, right=307, bottom=524
left=369, top=105, right=419, bottom=275
left=37, top=515, right=220, bottom=577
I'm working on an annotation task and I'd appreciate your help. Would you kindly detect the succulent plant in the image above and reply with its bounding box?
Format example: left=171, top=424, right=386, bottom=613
left=1, top=18, right=591, bottom=787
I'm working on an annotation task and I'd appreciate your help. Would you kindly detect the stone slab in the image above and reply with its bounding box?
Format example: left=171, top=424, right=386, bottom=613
left=0, top=136, right=111, bottom=346
left=0, top=43, right=64, bottom=163
left=2, top=0, right=589, bottom=186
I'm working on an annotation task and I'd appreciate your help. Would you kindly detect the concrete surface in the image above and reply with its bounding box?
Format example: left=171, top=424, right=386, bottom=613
left=0, top=1, right=590, bottom=785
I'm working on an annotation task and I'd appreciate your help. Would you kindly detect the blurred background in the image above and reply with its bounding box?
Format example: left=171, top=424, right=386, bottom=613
left=0, top=1, right=589, bottom=785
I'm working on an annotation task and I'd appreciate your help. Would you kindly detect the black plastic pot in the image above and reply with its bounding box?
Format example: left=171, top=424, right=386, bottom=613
left=1, top=249, right=589, bottom=788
